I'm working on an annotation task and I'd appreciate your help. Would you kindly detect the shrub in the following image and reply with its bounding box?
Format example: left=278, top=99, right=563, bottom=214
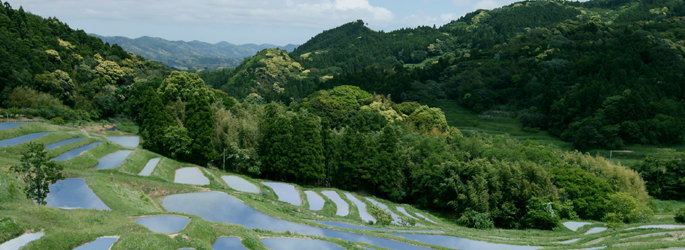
left=368, top=205, right=392, bottom=226
left=0, top=217, right=24, bottom=243
left=634, top=152, right=685, bottom=200
left=603, top=192, right=653, bottom=224
left=7, top=87, right=78, bottom=119
left=553, top=200, right=579, bottom=220
left=457, top=210, right=494, bottom=229
left=551, top=166, right=613, bottom=220
left=522, top=197, right=560, bottom=230
left=523, top=210, right=559, bottom=230
left=675, top=207, right=685, bottom=223
left=51, top=117, right=65, bottom=125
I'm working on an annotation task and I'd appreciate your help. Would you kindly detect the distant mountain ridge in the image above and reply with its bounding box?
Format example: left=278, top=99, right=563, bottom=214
left=95, top=35, right=297, bottom=69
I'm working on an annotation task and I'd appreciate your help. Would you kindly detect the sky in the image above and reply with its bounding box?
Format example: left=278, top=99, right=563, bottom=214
left=10, top=0, right=520, bottom=45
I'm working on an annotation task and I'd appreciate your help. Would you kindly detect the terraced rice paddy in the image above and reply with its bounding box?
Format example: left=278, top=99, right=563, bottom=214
left=2, top=122, right=685, bottom=249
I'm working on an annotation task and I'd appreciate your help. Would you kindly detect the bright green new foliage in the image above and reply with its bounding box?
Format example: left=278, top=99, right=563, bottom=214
left=368, top=204, right=393, bottom=226
left=11, top=143, right=64, bottom=205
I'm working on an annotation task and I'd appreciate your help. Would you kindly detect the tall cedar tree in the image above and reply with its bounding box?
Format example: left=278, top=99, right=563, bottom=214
left=373, top=125, right=405, bottom=200
left=140, top=87, right=173, bottom=153
left=185, top=92, right=217, bottom=165
left=259, top=104, right=293, bottom=180
left=288, top=112, right=325, bottom=184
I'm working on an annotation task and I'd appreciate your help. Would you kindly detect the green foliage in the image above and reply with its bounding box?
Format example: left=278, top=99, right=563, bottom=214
left=457, top=210, right=494, bottom=229
left=258, top=104, right=294, bottom=180
left=522, top=197, right=560, bottom=230
left=442, top=159, right=555, bottom=228
left=7, top=87, right=76, bottom=119
left=442, top=14, right=685, bottom=149
left=185, top=92, right=217, bottom=165
left=137, top=86, right=172, bottom=153
left=159, top=71, right=211, bottom=103
left=200, top=48, right=313, bottom=101
left=634, top=151, right=685, bottom=200
left=296, top=0, right=685, bottom=150
left=292, top=20, right=447, bottom=72
left=603, top=192, right=653, bottom=224
left=406, top=105, right=448, bottom=134
left=288, top=112, right=325, bottom=184
left=304, top=85, right=374, bottom=127
left=259, top=105, right=325, bottom=184
left=10, top=143, right=64, bottom=205
left=675, top=206, right=685, bottom=223
left=0, top=3, right=166, bottom=119
left=368, top=204, right=393, bottom=226
left=552, top=200, right=578, bottom=220
left=0, top=217, right=23, bottom=243
left=162, top=125, right=192, bottom=160
left=129, top=72, right=217, bottom=165
left=213, top=103, right=262, bottom=175
left=551, top=166, right=613, bottom=220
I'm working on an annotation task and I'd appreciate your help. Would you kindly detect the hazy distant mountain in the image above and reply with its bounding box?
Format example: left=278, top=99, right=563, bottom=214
left=95, top=35, right=297, bottom=69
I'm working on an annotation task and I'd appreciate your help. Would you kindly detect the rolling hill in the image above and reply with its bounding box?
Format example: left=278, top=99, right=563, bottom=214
left=96, top=35, right=297, bottom=69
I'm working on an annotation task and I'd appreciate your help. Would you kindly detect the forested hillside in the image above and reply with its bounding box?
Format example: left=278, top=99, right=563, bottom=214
left=0, top=1, right=168, bottom=120
left=420, top=0, right=685, bottom=150
left=97, top=35, right=297, bottom=69
left=201, top=48, right=315, bottom=102
left=291, top=20, right=448, bottom=72
left=211, top=0, right=685, bottom=150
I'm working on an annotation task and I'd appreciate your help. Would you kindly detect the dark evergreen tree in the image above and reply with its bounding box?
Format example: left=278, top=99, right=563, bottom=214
left=288, top=112, right=325, bottom=184
left=139, top=87, right=173, bottom=153
left=185, top=92, right=217, bottom=165
left=373, top=125, right=405, bottom=200
left=258, top=104, right=293, bottom=180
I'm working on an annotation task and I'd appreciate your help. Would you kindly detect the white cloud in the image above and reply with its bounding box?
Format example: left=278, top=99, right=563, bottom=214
left=400, top=12, right=458, bottom=28
left=473, top=0, right=503, bottom=10
left=14, top=0, right=393, bottom=27
left=10, top=0, right=519, bottom=44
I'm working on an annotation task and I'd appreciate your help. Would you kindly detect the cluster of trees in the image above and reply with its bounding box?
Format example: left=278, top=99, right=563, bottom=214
left=127, top=71, right=222, bottom=165
left=0, top=2, right=167, bottom=120
left=634, top=151, right=685, bottom=200
left=130, top=80, right=650, bottom=229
